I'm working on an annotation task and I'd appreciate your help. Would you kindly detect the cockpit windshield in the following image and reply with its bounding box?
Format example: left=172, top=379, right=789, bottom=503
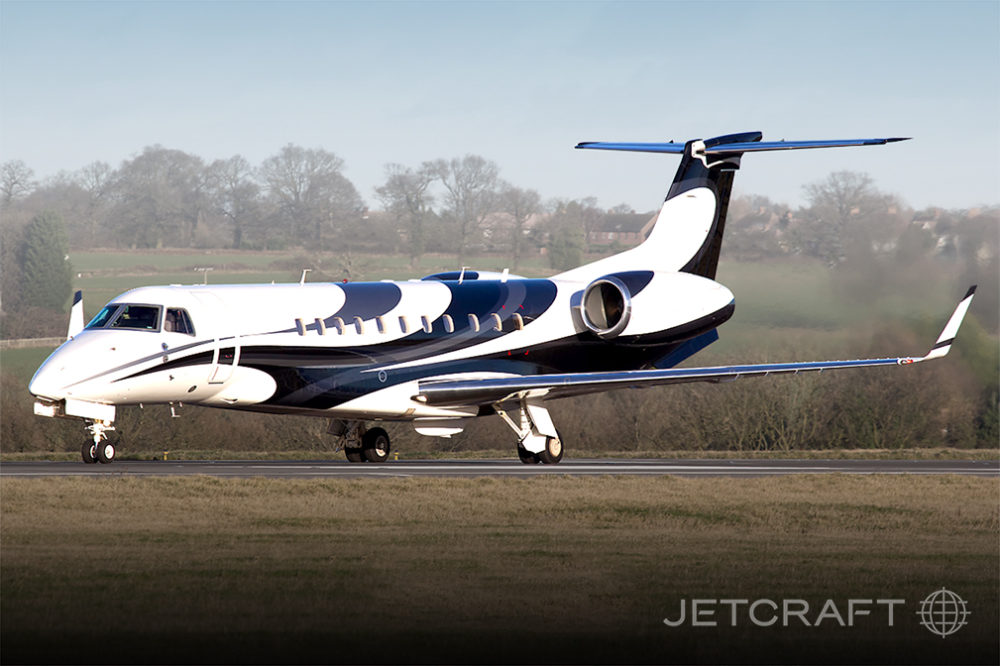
left=86, top=304, right=162, bottom=331
left=86, top=305, right=120, bottom=329
left=110, top=305, right=161, bottom=330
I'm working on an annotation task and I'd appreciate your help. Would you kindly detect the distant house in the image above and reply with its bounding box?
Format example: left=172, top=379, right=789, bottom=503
left=587, top=212, right=656, bottom=247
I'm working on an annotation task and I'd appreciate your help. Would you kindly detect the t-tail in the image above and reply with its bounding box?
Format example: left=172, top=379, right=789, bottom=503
left=562, top=133, right=909, bottom=280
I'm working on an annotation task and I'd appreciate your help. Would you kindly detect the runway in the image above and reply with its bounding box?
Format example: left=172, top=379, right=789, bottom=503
left=1, top=458, right=997, bottom=478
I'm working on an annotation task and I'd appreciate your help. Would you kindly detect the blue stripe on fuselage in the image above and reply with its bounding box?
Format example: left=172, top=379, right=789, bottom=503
left=318, top=282, right=402, bottom=331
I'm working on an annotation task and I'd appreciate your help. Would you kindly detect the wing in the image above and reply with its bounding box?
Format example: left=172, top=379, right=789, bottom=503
left=414, top=287, right=976, bottom=408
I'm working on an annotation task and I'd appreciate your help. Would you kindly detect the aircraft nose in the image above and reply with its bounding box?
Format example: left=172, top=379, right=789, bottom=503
left=29, top=356, right=67, bottom=401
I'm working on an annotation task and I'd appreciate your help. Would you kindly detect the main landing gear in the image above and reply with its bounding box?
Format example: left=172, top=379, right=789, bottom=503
left=496, top=399, right=564, bottom=465
left=82, top=420, right=116, bottom=464
left=330, top=420, right=391, bottom=463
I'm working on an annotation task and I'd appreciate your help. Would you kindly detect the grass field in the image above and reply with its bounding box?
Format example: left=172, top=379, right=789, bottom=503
left=1, top=475, right=997, bottom=664
left=0, top=347, right=51, bottom=381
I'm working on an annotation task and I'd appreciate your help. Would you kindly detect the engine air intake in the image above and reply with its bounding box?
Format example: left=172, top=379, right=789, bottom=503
left=581, top=276, right=631, bottom=339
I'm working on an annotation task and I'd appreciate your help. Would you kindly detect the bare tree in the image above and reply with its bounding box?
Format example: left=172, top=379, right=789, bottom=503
left=259, top=144, right=363, bottom=250
left=1, top=160, right=35, bottom=207
left=108, top=146, right=205, bottom=248
left=74, top=161, right=114, bottom=246
left=498, top=183, right=540, bottom=270
left=429, top=155, right=499, bottom=263
left=544, top=197, right=601, bottom=260
left=798, top=171, right=894, bottom=266
left=375, top=163, right=435, bottom=267
left=206, top=156, right=261, bottom=249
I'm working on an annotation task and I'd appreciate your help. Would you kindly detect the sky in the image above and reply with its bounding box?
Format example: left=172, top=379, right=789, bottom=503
left=1, top=0, right=998, bottom=212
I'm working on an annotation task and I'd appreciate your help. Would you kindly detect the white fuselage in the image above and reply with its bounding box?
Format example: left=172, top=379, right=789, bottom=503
left=29, top=266, right=735, bottom=422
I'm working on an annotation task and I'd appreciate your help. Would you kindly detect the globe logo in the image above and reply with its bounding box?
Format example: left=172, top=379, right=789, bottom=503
left=917, top=588, right=970, bottom=638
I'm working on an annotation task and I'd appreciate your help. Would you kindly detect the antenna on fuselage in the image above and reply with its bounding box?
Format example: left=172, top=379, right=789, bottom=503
left=300, top=269, right=311, bottom=285
left=458, top=266, right=470, bottom=284
left=194, top=267, right=214, bottom=284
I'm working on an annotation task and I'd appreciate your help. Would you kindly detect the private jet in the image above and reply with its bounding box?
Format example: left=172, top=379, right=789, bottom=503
left=29, top=132, right=976, bottom=464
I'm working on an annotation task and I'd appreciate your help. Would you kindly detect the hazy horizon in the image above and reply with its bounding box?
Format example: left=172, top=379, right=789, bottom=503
left=2, top=1, right=998, bottom=211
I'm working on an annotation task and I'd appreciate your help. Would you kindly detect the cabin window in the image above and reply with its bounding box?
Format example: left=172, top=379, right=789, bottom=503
left=218, top=346, right=236, bottom=366
left=442, top=314, right=454, bottom=333
left=512, top=313, right=524, bottom=331
left=398, top=316, right=409, bottom=334
left=332, top=317, right=345, bottom=335
left=468, top=314, right=480, bottom=332
left=491, top=313, right=503, bottom=331
left=421, top=315, right=432, bottom=333
left=86, top=305, right=121, bottom=329
left=164, top=308, right=196, bottom=336
left=353, top=316, right=364, bottom=334
left=376, top=316, right=386, bottom=334
left=109, top=305, right=161, bottom=331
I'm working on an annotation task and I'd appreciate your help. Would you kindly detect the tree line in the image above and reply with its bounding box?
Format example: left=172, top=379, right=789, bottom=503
left=1, top=146, right=555, bottom=266
left=3, top=147, right=995, bottom=269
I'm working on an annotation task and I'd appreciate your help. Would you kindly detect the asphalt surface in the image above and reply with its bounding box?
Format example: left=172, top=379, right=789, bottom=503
left=1, top=458, right=997, bottom=478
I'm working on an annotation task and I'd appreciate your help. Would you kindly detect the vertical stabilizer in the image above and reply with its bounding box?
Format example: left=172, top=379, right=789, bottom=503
left=567, top=134, right=906, bottom=281
left=657, top=132, right=761, bottom=279
left=67, top=291, right=84, bottom=340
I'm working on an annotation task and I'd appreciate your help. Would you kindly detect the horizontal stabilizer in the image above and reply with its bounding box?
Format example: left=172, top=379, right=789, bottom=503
left=576, top=137, right=909, bottom=155
left=576, top=142, right=686, bottom=154
left=415, top=286, right=974, bottom=407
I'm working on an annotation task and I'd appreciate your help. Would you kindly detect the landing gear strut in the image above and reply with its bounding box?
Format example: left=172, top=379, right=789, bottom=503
left=329, top=420, right=391, bottom=463
left=496, top=399, right=564, bottom=465
left=83, top=421, right=116, bottom=464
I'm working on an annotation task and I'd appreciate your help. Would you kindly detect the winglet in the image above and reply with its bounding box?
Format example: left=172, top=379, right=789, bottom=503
left=67, top=290, right=84, bottom=340
left=910, top=286, right=976, bottom=363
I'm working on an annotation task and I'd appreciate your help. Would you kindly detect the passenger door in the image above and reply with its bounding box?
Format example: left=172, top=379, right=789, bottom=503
left=189, top=291, right=241, bottom=385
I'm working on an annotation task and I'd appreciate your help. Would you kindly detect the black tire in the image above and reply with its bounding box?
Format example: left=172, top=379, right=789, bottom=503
left=97, top=441, right=116, bottom=464
left=537, top=434, right=564, bottom=465
left=517, top=445, right=540, bottom=465
left=362, top=427, right=390, bottom=463
left=344, top=447, right=364, bottom=463
left=82, top=441, right=98, bottom=464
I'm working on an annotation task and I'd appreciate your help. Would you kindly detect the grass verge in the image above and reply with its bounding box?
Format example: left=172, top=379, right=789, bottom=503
left=2, top=475, right=997, bottom=664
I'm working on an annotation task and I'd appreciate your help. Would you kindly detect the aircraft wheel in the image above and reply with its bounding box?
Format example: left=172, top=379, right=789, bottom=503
left=82, top=442, right=98, bottom=464
left=362, top=427, right=390, bottom=463
left=97, top=441, right=116, bottom=464
left=517, top=445, right=539, bottom=465
left=537, top=434, right=563, bottom=465
left=345, top=447, right=364, bottom=463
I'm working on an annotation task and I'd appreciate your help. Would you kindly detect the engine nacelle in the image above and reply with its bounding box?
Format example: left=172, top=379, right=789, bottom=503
left=580, top=276, right=632, bottom=339
left=575, top=271, right=735, bottom=343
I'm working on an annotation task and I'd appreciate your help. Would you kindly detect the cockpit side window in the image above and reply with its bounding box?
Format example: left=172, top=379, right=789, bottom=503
left=164, top=308, right=196, bottom=336
left=86, top=305, right=121, bottom=329
left=109, top=305, right=161, bottom=331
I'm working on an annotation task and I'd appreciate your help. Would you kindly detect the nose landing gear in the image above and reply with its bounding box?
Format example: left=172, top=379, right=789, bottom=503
left=83, top=420, right=116, bottom=464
